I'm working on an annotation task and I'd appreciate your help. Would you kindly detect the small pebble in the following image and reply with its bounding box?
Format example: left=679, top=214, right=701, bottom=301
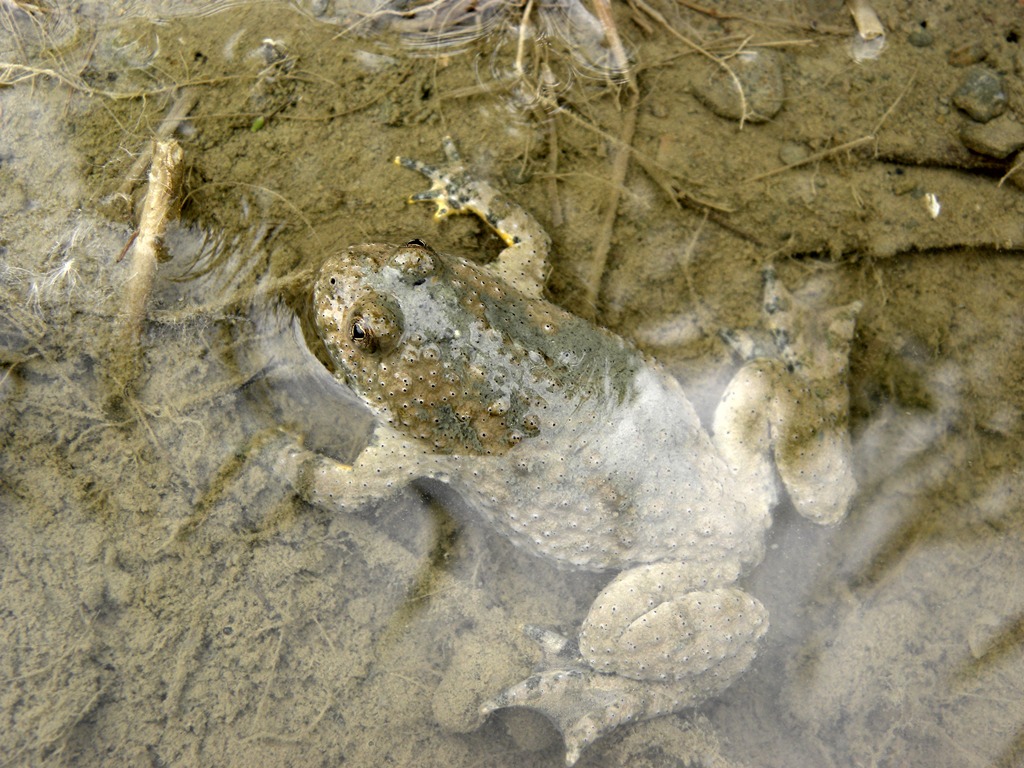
left=501, top=709, right=560, bottom=753
left=692, top=49, right=785, bottom=123
left=889, top=172, right=919, bottom=196
left=256, top=38, right=289, bottom=66
left=778, top=141, right=810, bottom=166
left=948, top=42, right=987, bottom=67
left=952, top=67, right=1007, bottom=122
left=960, top=114, right=1024, bottom=158
left=907, top=26, right=933, bottom=48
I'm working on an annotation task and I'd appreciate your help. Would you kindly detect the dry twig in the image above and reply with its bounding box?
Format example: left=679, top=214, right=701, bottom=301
left=109, top=139, right=184, bottom=397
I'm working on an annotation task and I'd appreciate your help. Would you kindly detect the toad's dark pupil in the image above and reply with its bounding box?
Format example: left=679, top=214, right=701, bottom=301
left=352, top=322, right=366, bottom=341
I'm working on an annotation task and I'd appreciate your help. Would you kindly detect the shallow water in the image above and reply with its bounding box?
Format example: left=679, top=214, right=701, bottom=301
left=2, top=1, right=1024, bottom=766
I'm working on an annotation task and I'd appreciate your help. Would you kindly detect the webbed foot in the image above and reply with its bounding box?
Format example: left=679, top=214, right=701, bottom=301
left=481, top=626, right=651, bottom=767
left=482, top=564, right=768, bottom=765
left=393, top=136, right=550, bottom=298
left=713, top=266, right=862, bottom=525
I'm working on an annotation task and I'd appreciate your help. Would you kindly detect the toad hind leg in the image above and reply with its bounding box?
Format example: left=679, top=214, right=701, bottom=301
left=483, top=562, right=768, bottom=765
left=394, top=136, right=551, bottom=299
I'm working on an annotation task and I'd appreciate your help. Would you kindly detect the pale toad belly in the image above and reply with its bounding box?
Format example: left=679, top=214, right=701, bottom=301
left=451, top=363, right=766, bottom=574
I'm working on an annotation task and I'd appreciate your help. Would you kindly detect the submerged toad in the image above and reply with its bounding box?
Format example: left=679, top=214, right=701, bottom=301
left=287, top=138, right=861, bottom=764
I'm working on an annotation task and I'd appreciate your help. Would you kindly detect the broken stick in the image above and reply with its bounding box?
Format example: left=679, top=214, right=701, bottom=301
left=110, top=139, right=184, bottom=398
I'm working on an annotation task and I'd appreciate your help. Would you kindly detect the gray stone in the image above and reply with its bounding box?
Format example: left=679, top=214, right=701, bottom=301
left=692, top=49, right=785, bottom=123
left=952, top=67, right=1007, bottom=122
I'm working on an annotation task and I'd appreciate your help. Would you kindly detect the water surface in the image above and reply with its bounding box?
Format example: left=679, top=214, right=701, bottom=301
left=2, top=1, right=1023, bottom=766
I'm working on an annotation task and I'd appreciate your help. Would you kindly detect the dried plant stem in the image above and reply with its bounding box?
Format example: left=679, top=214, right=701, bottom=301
left=125, top=140, right=183, bottom=336
left=999, top=156, right=1024, bottom=187
left=847, top=0, right=885, bottom=40
left=110, top=139, right=184, bottom=396
left=545, top=120, right=564, bottom=228
left=116, top=89, right=196, bottom=199
left=591, top=0, right=632, bottom=77
left=742, top=136, right=874, bottom=183
left=630, top=0, right=753, bottom=125
left=513, top=0, right=535, bottom=78
left=579, top=84, right=639, bottom=320
left=0, top=60, right=234, bottom=99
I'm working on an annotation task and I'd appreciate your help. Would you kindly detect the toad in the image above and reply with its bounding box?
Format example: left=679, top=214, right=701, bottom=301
left=283, top=138, right=861, bottom=764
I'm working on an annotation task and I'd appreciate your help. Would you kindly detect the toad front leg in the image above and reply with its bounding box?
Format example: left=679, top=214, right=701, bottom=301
left=483, top=561, right=768, bottom=766
left=394, top=136, right=551, bottom=299
left=273, top=424, right=455, bottom=515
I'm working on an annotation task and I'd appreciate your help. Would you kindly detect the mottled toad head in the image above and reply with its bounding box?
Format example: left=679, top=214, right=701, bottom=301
left=313, top=239, right=546, bottom=455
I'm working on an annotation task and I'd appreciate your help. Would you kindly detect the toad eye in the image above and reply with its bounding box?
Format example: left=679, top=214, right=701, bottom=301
left=348, top=296, right=403, bottom=354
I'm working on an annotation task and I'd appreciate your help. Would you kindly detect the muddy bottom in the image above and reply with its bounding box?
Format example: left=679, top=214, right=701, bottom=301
left=2, top=1, right=1023, bottom=766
